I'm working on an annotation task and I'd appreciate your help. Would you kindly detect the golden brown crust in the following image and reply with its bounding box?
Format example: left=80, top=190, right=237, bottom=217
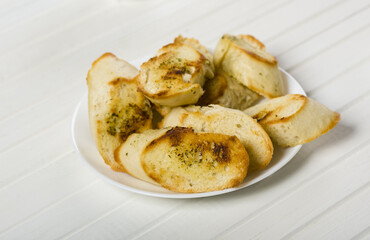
left=174, top=35, right=203, bottom=47
left=238, top=46, right=278, bottom=65
left=91, top=52, right=116, bottom=68
left=231, top=35, right=277, bottom=65
left=239, top=35, right=266, bottom=49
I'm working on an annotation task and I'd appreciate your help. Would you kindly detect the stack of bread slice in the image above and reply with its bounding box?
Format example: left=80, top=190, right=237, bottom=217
left=160, top=105, right=273, bottom=172
left=86, top=34, right=340, bottom=193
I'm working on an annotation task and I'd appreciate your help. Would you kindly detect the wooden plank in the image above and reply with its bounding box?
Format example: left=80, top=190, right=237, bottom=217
left=309, top=57, right=370, bottom=110
left=0, top=152, right=99, bottom=233
left=268, top=0, right=370, bottom=55
left=288, top=25, right=370, bottom=92
left=286, top=182, right=370, bottom=240
left=64, top=198, right=200, bottom=240
left=0, top=180, right=136, bottom=240
left=228, top=0, right=343, bottom=44
left=0, top=0, right=92, bottom=32
left=0, top=118, right=74, bottom=188
left=61, top=196, right=184, bottom=240
left=353, top=226, right=370, bottom=240
left=0, top=0, right=111, bottom=55
left=0, top=82, right=83, bottom=152
left=175, top=0, right=289, bottom=49
left=0, top=0, right=32, bottom=15
left=279, top=5, right=370, bottom=70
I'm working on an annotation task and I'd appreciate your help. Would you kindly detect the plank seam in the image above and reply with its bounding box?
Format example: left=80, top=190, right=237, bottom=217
left=0, top=115, right=71, bottom=154
left=275, top=2, right=370, bottom=58
left=0, top=81, right=82, bottom=125
left=286, top=23, right=370, bottom=72
left=0, top=149, right=74, bottom=192
left=352, top=222, right=370, bottom=240
left=127, top=200, right=200, bottom=240
left=59, top=195, right=140, bottom=240
left=0, top=179, right=101, bottom=237
left=282, top=180, right=370, bottom=239
left=202, top=0, right=294, bottom=47
left=307, top=55, right=370, bottom=96
left=265, top=0, right=350, bottom=43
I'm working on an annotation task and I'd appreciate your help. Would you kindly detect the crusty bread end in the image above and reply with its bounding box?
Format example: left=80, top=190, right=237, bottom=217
left=244, top=94, right=340, bottom=146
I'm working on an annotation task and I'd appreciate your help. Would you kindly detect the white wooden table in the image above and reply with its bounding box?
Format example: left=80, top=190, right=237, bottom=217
left=1, top=0, right=370, bottom=239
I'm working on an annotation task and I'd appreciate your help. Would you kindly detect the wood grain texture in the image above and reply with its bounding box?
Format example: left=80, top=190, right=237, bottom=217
left=0, top=0, right=369, bottom=239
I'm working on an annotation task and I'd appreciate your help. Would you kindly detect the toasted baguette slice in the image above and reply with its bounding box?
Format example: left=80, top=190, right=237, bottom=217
left=87, top=53, right=152, bottom=171
left=116, top=127, right=249, bottom=193
left=198, top=71, right=260, bottom=110
left=161, top=105, right=273, bottom=172
left=137, top=42, right=214, bottom=107
left=214, top=34, right=284, bottom=98
left=244, top=94, right=341, bottom=147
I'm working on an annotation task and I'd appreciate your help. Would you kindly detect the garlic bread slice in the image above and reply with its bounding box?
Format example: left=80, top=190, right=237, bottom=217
left=214, top=34, right=284, bottom=98
left=87, top=53, right=152, bottom=171
left=117, top=127, right=249, bottom=193
left=244, top=94, right=340, bottom=147
left=162, top=105, right=273, bottom=172
left=137, top=42, right=214, bottom=107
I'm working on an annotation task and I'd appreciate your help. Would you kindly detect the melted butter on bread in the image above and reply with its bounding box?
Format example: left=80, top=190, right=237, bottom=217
left=137, top=40, right=214, bottom=107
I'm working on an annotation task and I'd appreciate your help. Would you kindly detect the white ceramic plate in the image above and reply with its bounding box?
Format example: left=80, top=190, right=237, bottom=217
left=72, top=67, right=306, bottom=198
